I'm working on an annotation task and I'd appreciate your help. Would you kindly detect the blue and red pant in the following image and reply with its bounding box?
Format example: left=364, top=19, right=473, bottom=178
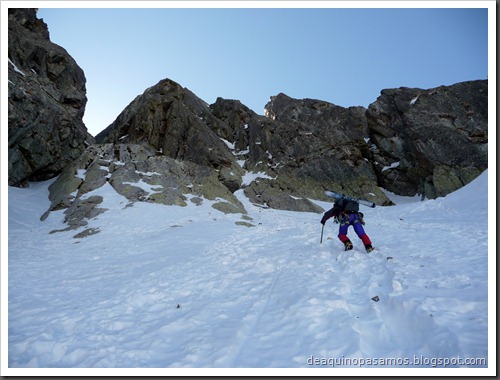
left=338, top=213, right=372, bottom=246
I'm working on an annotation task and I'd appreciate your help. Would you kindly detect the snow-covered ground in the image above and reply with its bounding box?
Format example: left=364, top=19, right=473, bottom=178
left=3, top=170, right=494, bottom=375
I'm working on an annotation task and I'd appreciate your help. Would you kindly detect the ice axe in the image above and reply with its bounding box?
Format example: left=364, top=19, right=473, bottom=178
left=320, top=223, right=324, bottom=244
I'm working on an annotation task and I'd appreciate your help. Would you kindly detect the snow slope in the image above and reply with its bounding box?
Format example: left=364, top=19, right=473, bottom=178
left=4, top=170, right=494, bottom=375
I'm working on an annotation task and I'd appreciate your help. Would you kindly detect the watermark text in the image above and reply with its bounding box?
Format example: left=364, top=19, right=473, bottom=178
left=306, top=355, right=487, bottom=368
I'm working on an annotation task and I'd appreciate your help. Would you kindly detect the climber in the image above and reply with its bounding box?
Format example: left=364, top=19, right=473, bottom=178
left=320, top=197, right=374, bottom=253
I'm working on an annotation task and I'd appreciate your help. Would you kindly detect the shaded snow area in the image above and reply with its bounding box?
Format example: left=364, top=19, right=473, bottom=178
left=5, top=171, right=494, bottom=375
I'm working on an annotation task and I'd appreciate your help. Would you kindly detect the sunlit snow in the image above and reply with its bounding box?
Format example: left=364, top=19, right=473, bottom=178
left=7, top=170, right=491, bottom=374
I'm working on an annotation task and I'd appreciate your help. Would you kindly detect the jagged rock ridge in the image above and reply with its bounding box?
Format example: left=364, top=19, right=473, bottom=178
left=45, top=77, right=488, bottom=233
left=8, top=9, right=488, bottom=235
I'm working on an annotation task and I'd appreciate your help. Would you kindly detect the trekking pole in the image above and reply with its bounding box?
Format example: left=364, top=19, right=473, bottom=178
left=320, top=224, right=324, bottom=244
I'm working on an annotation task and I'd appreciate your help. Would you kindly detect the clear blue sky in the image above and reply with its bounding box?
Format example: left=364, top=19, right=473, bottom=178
left=36, top=3, right=489, bottom=137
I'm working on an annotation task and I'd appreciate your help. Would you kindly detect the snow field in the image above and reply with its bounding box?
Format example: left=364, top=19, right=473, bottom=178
left=5, top=171, right=491, bottom=374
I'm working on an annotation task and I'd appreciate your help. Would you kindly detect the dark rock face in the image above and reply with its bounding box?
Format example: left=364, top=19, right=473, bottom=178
left=95, top=79, right=332, bottom=212
left=93, top=77, right=487, bottom=214
left=95, top=79, right=245, bottom=194
left=8, top=8, right=93, bottom=187
left=260, top=94, right=387, bottom=204
left=9, top=9, right=487, bottom=214
left=209, top=95, right=390, bottom=208
left=94, top=79, right=201, bottom=151
left=366, top=80, right=487, bottom=197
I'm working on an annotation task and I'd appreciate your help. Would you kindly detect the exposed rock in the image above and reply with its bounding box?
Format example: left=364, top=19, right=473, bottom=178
left=64, top=195, right=107, bottom=229
left=8, top=8, right=94, bottom=187
left=243, top=179, right=325, bottom=213
left=95, top=79, right=354, bottom=213
left=209, top=97, right=276, bottom=172
left=95, top=78, right=245, bottom=194
left=73, top=228, right=101, bottom=239
left=212, top=94, right=390, bottom=207
left=235, top=221, right=255, bottom=228
left=366, top=80, right=487, bottom=198
left=9, top=8, right=487, bottom=212
left=42, top=143, right=247, bottom=233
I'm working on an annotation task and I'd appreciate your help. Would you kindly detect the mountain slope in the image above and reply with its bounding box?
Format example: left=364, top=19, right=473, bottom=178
left=7, top=171, right=490, bottom=372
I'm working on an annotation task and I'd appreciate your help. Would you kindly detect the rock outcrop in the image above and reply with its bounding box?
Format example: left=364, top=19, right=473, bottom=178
left=8, top=8, right=93, bottom=187
left=38, top=76, right=489, bottom=235
left=261, top=94, right=386, bottom=203
left=366, top=80, right=487, bottom=198
left=210, top=95, right=388, bottom=208
left=95, top=79, right=245, bottom=195
left=95, top=78, right=331, bottom=213
left=41, top=143, right=248, bottom=236
left=9, top=9, right=488, bottom=228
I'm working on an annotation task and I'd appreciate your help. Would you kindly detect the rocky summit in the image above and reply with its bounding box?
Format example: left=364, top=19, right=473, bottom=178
left=8, top=9, right=488, bottom=235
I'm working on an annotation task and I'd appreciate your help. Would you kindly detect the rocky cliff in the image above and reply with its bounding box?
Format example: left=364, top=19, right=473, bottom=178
left=95, top=79, right=245, bottom=195
left=8, top=10, right=488, bottom=236
left=91, top=77, right=487, bottom=213
left=8, top=8, right=94, bottom=187
left=366, top=81, right=487, bottom=198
